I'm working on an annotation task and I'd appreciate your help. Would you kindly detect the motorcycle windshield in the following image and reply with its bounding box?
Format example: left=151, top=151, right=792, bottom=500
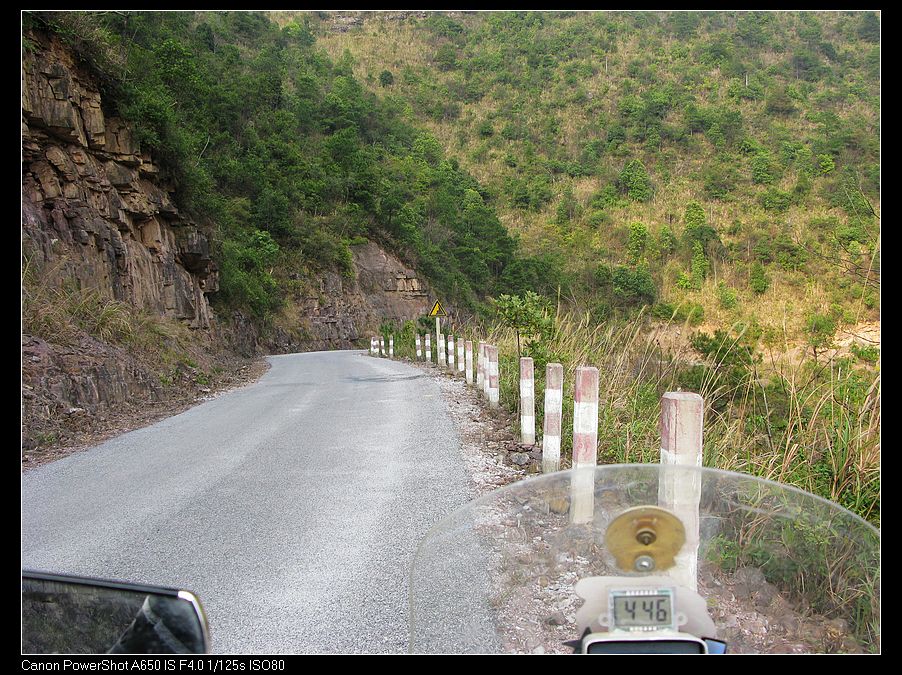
left=409, top=464, right=879, bottom=654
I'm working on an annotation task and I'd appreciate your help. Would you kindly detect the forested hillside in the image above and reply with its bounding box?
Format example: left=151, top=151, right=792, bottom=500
left=27, top=10, right=879, bottom=342
left=301, top=10, right=880, bottom=525
left=309, top=10, right=879, bottom=342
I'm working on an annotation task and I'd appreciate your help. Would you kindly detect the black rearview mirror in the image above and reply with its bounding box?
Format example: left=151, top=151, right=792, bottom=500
left=22, top=571, right=210, bottom=654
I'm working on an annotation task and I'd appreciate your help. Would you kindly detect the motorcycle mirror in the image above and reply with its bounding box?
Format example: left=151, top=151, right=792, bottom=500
left=22, top=571, right=210, bottom=654
left=703, top=638, right=728, bottom=654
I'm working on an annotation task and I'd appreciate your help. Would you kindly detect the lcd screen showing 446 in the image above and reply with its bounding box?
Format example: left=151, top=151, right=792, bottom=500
left=611, top=589, right=675, bottom=630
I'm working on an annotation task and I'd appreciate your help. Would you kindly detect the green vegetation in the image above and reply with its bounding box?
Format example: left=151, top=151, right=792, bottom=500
left=27, top=11, right=879, bottom=531
left=313, top=10, right=879, bottom=343
left=26, top=10, right=525, bottom=327
left=466, top=308, right=878, bottom=527
left=29, top=10, right=880, bottom=345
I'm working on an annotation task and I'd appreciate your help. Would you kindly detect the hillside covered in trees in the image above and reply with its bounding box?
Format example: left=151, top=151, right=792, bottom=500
left=24, top=10, right=525, bottom=329
left=307, top=10, right=879, bottom=344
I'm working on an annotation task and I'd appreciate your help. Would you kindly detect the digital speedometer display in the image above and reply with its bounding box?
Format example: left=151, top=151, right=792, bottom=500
left=610, top=589, right=675, bottom=631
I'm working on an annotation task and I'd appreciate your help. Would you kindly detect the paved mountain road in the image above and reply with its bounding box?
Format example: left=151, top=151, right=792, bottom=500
left=22, top=350, right=496, bottom=654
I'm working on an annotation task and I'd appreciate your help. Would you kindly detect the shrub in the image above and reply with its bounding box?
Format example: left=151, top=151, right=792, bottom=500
left=717, top=283, right=738, bottom=309
left=617, top=159, right=653, bottom=202
left=749, top=262, right=769, bottom=294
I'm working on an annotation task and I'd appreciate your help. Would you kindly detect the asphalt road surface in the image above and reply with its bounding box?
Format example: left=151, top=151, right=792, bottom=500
left=22, top=351, right=498, bottom=654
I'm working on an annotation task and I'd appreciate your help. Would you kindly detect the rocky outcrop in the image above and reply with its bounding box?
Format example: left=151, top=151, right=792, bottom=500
left=22, top=31, right=218, bottom=330
left=268, top=241, right=434, bottom=352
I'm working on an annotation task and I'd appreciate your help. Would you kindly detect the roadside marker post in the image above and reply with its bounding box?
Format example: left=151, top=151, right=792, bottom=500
left=416, top=334, right=422, bottom=359
left=464, top=340, right=474, bottom=385
left=425, top=333, right=432, bottom=363
left=486, top=345, right=500, bottom=408
left=519, top=357, right=535, bottom=446
left=438, top=333, right=446, bottom=367
left=448, top=334, right=455, bottom=370
left=659, top=392, right=704, bottom=592
left=477, top=341, right=486, bottom=392
left=571, top=366, right=599, bottom=524
left=389, top=335, right=394, bottom=359
left=542, top=363, right=564, bottom=473
left=457, top=338, right=465, bottom=375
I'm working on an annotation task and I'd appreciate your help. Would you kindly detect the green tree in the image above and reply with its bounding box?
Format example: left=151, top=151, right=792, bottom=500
left=494, top=291, right=554, bottom=357
left=690, top=241, right=709, bottom=289
left=435, top=43, right=458, bottom=71
left=817, top=153, right=835, bottom=175
left=805, top=312, right=836, bottom=361
left=617, top=159, right=653, bottom=202
left=682, top=201, right=720, bottom=252
left=857, top=12, right=880, bottom=43
left=612, top=264, right=657, bottom=307
left=765, top=87, right=796, bottom=116
left=751, top=152, right=775, bottom=185
left=627, top=221, right=648, bottom=263
left=749, top=262, right=769, bottom=294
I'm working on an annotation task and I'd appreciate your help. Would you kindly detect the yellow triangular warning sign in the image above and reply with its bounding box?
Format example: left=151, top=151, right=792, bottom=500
left=429, top=300, right=447, bottom=317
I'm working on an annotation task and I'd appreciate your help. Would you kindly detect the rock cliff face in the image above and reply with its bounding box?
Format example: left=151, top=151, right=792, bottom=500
left=273, top=241, right=432, bottom=352
left=22, top=32, right=218, bottom=330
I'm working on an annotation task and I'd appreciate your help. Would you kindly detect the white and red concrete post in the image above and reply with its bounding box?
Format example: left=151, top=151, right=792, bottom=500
left=659, top=392, right=704, bottom=591
left=487, top=345, right=500, bottom=408
left=425, top=333, right=432, bottom=363
left=438, top=333, right=446, bottom=367
left=416, top=334, right=422, bottom=360
left=457, top=338, right=465, bottom=375
left=520, top=357, right=535, bottom=446
left=447, top=334, right=455, bottom=370
left=571, top=366, right=599, bottom=524
left=542, top=363, right=564, bottom=473
left=464, top=340, right=474, bottom=385
left=477, top=341, right=486, bottom=392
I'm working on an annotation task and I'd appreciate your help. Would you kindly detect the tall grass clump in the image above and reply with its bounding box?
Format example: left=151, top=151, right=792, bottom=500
left=469, top=299, right=879, bottom=648
left=468, top=298, right=879, bottom=526
left=23, top=259, right=135, bottom=346
left=22, top=256, right=209, bottom=385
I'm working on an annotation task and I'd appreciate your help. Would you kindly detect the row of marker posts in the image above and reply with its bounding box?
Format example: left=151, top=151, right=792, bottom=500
left=406, top=327, right=502, bottom=408
left=371, top=326, right=702, bottom=589
left=370, top=335, right=394, bottom=358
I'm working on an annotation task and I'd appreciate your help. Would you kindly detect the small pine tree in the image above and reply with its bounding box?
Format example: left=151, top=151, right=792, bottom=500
left=684, top=201, right=706, bottom=230
left=751, top=152, right=775, bottom=184
left=749, top=262, right=769, bottom=294
left=717, top=282, right=738, bottom=309
left=690, top=241, right=709, bottom=289
left=627, top=221, right=648, bottom=263
left=805, top=312, right=836, bottom=361
left=618, top=160, right=653, bottom=202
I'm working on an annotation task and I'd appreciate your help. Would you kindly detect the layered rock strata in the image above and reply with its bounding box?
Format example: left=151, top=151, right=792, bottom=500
left=22, top=32, right=217, bottom=330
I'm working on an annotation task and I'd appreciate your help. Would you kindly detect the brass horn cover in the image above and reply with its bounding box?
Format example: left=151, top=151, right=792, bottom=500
left=605, top=506, right=686, bottom=572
